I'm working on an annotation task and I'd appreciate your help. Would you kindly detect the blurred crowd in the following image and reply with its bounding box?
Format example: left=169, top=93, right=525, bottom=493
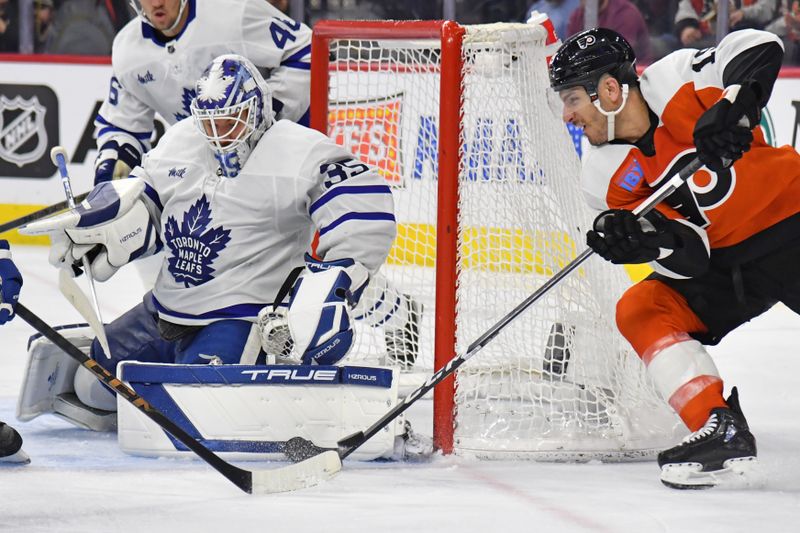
left=0, top=0, right=798, bottom=65
left=525, top=0, right=800, bottom=65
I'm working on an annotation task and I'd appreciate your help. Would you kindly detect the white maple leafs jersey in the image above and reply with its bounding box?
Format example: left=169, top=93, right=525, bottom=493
left=95, top=0, right=311, bottom=157
left=130, top=119, right=396, bottom=326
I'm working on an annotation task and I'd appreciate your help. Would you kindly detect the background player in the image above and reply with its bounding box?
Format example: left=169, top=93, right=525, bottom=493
left=93, top=0, right=311, bottom=184
left=0, top=240, right=29, bottom=465
left=549, top=27, right=798, bottom=488
left=24, top=55, right=396, bottom=423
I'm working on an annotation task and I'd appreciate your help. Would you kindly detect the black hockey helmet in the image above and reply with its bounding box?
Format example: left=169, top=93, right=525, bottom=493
left=549, top=28, right=638, bottom=98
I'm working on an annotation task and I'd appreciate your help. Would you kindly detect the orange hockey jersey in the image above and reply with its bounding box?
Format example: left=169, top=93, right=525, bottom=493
left=581, top=29, right=800, bottom=278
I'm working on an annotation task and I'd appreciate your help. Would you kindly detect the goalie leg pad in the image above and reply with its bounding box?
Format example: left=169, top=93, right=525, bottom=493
left=16, top=324, right=91, bottom=421
left=53, top=391, right=118, bottom=432
left=74, top=365, right=117, bottom=411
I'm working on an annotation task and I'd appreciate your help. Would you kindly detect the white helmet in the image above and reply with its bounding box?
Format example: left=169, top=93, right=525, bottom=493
left=190, top=54, right=274, bottom=177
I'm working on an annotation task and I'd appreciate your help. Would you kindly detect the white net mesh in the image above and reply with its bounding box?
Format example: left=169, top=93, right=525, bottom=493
left=321, top=21, right=683, bottom=460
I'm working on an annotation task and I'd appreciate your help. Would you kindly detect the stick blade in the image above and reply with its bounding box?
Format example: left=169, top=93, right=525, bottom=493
left=250, top=451, right=342, bottom=494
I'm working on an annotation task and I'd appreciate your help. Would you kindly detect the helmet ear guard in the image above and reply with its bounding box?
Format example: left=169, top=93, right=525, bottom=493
left=549, top=27, right=638, bottom=99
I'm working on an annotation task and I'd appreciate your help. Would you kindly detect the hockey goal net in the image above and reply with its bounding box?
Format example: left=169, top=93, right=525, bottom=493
left=310, top=19, right=683, bottom=459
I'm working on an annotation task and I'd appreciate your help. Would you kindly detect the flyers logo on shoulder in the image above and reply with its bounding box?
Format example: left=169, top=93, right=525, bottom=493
left=0, top=84, right=59, bottom=178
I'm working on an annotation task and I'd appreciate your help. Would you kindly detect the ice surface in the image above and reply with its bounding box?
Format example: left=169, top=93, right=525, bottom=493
left=1, top=246, right=798, bottom=533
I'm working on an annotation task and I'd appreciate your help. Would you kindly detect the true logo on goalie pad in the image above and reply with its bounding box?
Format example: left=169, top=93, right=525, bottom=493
left=242, top=368, right=338, bottom=383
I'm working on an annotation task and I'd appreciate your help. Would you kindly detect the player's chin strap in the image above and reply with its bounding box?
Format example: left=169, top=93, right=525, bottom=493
left=593, top=83, right=630, bottom=142
left=133, top=0, right=188, bottom=34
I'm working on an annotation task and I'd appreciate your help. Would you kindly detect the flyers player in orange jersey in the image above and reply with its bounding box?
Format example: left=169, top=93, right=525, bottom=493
left=549, top=27, right=798, bottom=489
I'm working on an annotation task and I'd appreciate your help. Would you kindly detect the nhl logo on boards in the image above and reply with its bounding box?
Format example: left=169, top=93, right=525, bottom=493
left=0, top=95, right=48, bottom=168
left=0, top=84, right=59, bottom=178
left=577, top=35, right=596, bottom=49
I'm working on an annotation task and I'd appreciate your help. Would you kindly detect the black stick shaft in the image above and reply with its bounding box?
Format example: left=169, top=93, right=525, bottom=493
left=15, top=303, right=254, bottom=494
left=0, top=193, right=90, bottom=235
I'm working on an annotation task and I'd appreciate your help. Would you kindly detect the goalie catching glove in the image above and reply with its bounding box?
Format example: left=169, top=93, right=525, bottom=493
left=587, top=209, right=677, bottom=265
left=287, top=255, right=369, bottom=366
left=20, top=179, right=160, bottom=281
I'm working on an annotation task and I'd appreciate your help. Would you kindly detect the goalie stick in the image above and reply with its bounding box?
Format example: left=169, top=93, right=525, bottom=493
left=280, top=156, right=706, bottom=488
left=58, top=268, right=112, bottom=359
left=0, top=193, right=90, bottom=235
left=15, top=303, right=341, bottom=494
left=50, top=147, right=105, bottom=329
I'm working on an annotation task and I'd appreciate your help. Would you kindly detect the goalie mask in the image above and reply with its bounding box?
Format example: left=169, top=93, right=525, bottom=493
left=190, top=54, right=274, bottom=178
left=129, top=0, right=189, bottom=34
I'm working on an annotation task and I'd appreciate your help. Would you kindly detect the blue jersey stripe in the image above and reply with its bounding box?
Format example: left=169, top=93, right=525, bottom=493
left=281, top=45, right=311, bottom=65
left=318, top=212, right=395, bottom=236
left=142, top=182, right=164, bottom=212
left=309, top=184, right=391, bottom=215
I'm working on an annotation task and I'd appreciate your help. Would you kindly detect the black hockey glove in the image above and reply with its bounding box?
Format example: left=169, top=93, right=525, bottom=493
left=587, top=209, right=676, bottom=265
left=693, top=81, right=761, bottom=172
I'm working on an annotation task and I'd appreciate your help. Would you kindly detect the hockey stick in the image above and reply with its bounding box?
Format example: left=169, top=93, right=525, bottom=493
left=0, top=193, right=90, bottom=235
left=58, top=268, right=112, bottom=359
left=281, top=157, right=706, bottom=486
left=14, top=303, right=341, bottom=494
left=50, top=147, right=105, bottom=328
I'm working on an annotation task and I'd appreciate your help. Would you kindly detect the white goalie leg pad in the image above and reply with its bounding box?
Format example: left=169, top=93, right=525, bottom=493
left=16, top=325, right=90, bottom=421
left=117, top=363, right=406, bottom=461
left=74, top=366, right=117, bottom=411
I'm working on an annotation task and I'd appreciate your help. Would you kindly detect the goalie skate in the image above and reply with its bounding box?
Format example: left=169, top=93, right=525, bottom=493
left=658, top=387, right=763, bottom=489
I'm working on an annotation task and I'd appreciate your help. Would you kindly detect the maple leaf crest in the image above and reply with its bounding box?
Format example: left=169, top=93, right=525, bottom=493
left=173, top=87, right=197, bottom=122
left=197, top=66, right=234, bottom=103
left=164, top=195, right=231, bottom=287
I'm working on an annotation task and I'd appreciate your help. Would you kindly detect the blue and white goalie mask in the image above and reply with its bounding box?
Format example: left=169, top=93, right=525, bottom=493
left=190, top=54, right=274, bottom=177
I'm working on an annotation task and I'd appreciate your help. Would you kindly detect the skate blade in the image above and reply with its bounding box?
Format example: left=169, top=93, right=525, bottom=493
left=660, top=456, right=765, bottom=490
left=0, top=449, right=31, bottom=465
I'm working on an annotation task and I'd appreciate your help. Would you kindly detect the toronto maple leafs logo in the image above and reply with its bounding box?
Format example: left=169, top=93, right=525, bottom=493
left=164, top=196, right=231, bottom=287
left=173, top=87, right=197, bottom=122
left=197, top=64, right=235, bottom=103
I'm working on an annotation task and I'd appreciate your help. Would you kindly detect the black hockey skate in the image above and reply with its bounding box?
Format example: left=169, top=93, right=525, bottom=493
left=385, top=295, right=422, bottom=370
left=0, top=421, right=30, bottom=465
left=658, top=387, right=762, bottom=489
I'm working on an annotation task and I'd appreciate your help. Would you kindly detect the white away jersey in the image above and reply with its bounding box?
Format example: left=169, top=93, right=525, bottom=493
left=95, top=0, right=311, bottom=155
left=131, top=120, right=396, bottom=326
